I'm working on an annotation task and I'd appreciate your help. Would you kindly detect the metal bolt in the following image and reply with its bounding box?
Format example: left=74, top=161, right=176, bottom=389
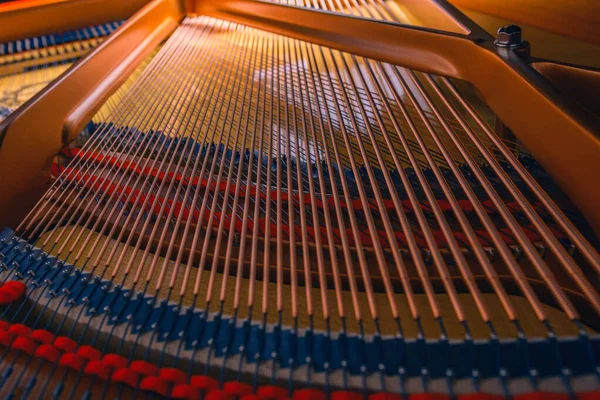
left=495, top=25, right=524, bottom=48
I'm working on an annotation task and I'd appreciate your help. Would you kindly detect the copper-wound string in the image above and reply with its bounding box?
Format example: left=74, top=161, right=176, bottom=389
left=18, top=21, right=205, bottom=245
left=6, top=19, right=201, bottom=296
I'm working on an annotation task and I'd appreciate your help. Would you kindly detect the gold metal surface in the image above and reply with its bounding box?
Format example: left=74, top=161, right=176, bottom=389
left=449, top=0, right=600, bottom=45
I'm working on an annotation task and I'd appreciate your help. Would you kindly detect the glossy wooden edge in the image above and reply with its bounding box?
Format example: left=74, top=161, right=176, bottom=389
left=0, top=0, right=184, bottom=227
left=449, top=0, right=600, bottom=46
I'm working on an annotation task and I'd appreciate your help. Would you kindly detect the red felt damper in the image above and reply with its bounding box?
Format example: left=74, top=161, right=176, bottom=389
left=76, top=345, right=102, bottom=361
left=58, top=353, right=87, bottom=371
left=29, top=329, right=55, bottom=344
left=331, top=391, right=363, bottom=400
left=53, top=336, right=77, bottom=353
left=205, top=390, right=235, bottom=400
left=0, top=287, right=25, bottom=303
left=0, top=290, right=22, bottom=301
left=223, top=381, right=254, bottom=397
left=0, top=320, right=9, bottom=330
left=0, top=290, right=21, bottom=303
left=369, top=394, right=404, bottom=400
left=111, top=368, right=140, bottom=388
left=171, top=384, right=202, bottom=400
left=458, top=394, right=505, bottom=400
left=11, top=336, right=38, bottom=355
left=0, top=281, right=26, bottom=304
left=577, top=392, right=600, bottom=400
left=84, top=360, right=113, bottom=380
left=140, top=376, right=170, bottom=397
left=8, top=323, right=32, bottom=337
left=1, top=280, right=26, bottom=294
left=292, top=388, right=327, bottom=400
left=0, top=330, right=15, bottom=346
left=257, top=385, right=289, bottom=399
left=240, top=396, right=264, bottom=400
left=513, top=394, right=570, bottom=400
left=190, top=375, right=219, bottom=391
left=410, top=394, right=452, bottom=400
left=159, top=367, right=188, bottom=385
left=34, top=344, right=61, bottom=363
left=130, top=360, right=159, bottom=376
left=101, top=353, right=129, bottom=369
left=0, top=292, right=13, bottom=305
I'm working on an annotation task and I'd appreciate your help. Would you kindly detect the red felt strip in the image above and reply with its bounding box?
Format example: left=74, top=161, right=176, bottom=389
left=55, top=149, right=550, bottom=218
left=50, top=165, right=565, bottom=249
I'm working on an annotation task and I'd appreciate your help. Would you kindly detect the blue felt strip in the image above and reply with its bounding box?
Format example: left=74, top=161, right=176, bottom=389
left=0, top=226, right=598, bottom=381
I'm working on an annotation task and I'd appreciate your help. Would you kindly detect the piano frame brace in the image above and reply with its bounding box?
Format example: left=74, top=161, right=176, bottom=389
left=0, top=0, right=184, bottom=228
left=0, top=0, right=598, bottom=240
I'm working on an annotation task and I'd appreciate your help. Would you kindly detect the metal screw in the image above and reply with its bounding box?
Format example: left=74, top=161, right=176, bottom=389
left=495, top=24, right=524, bottom=48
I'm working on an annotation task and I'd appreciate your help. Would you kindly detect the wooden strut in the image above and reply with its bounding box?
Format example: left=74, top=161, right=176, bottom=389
left=0, top=0, right=184, bottom=228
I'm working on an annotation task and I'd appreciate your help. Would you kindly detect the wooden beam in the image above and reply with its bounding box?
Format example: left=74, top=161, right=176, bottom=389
left=449, top=0, right=600, bottom=45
